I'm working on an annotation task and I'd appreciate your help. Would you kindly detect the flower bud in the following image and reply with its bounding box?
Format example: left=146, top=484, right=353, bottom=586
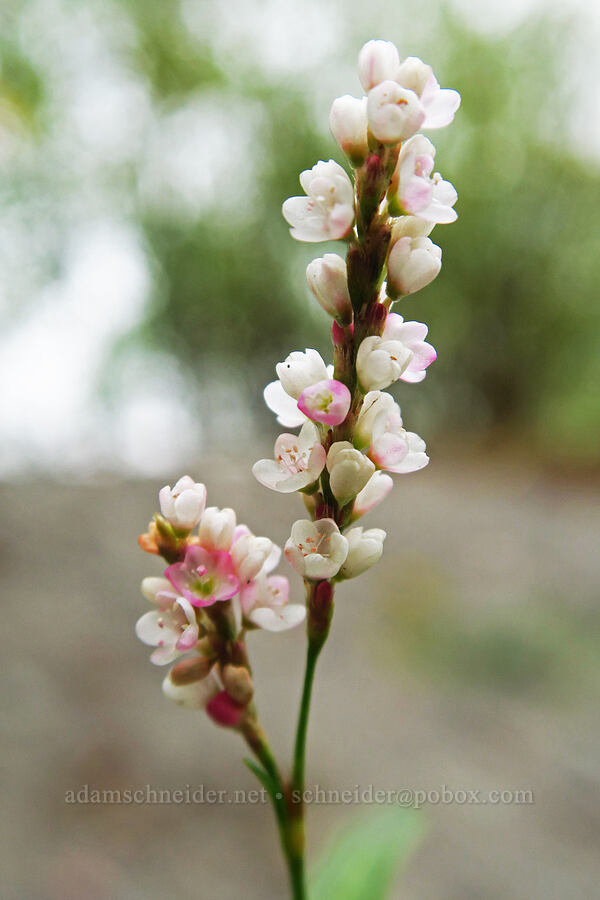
left=162, top=668, right=220, bottom=710
left=352, top=472, right=394, bottom=518
left=358, top=40, right=400, bottom=92
left=159, top=476, right=207, bottom=532
left=326, top=442, right=375, bottom=506
left=306, top=254, right=353, bottom=325
left=198, top=507, right=236, bottom=552
left=329, top=95, right=368, bottom=166
left=169, top=656, right=214, bottom=686
left=297, top=379, right=351, bottom=427
left=205, top=690, right=245, bottom=727
left=391, top=216, right=435, bottom=241
left=366, top=81, right=425, bottom=144
left=356, top=335, right=412, bottom=391
left=387, top=236, right=442, bottom=298
left=355, top=391, right=397, bottom=450
left=222, top=664, right=254, bottom=705
left=276, top=349, right=329, bottom=399
left=338, top=527, right=386, bottom=579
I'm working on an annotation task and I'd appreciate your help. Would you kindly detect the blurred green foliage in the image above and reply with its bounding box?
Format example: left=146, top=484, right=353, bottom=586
left=2, top=1, right=599, bottom=460
left=311, top=807, right=425, bottom=900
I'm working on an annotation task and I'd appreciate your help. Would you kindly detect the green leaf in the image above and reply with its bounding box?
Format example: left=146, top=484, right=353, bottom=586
left=310, top=807, right=426, bottom=900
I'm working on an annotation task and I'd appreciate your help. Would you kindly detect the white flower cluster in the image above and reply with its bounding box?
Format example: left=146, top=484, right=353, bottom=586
left=254, top=39, right=460, bottom=583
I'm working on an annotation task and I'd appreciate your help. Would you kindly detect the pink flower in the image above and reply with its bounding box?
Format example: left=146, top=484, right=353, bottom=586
left=381, top=313, right=436, bottom=383
left=135, top=577, right=199, bottom=665
left=240, top=574, right=306, bottom=632
left=352, top=471, right=394, bottom=518
left=391, top=135, right=457, bottom=224
left=297, top=379, right=351, bottom=426
left=165, top=545, right=239, bottom=608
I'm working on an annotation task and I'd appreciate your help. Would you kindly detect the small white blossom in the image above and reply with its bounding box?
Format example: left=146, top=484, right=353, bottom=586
left=198, top=507, right=237, bottom=552
left=276, top=349, right=329, bottom=399
left=306, top=254, right=352, bottom=325
left=367, top=80, right=425, bottom=144
left=387, top=236, right=442, bottom=297
left=136, top=587, right=199, bottom=666
left=282, top=160, right=355, bottom=242
left=285, top=518, right=349, bottom=580
left=158, top=476, right=206, bottom=531
left=231, top=531, right=275, bottom=583
left=356, top=335, right=413, bottom=391
left=329, top=95, right=369, bottom=166
left=338, top=527, right=386, bottom=579
left=263, top=380, right=308, bottom=428
left=252, top=421, right=326, bottom=494
left=358, top=39, right=401, bottom=92
left=396, top=56, right=461, bottom=129
left=326, top=441, right=375, bottom=506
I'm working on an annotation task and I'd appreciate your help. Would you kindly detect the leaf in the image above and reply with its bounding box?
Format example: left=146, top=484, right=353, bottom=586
left=310, top=807, right=426, bottom=900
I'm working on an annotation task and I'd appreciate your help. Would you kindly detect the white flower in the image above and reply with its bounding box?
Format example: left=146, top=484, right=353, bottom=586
left=396, top=56, right=461, bottom=129
left=263, top=380, right=308, bottom=428
left=366, top=80, right=425, bottom=144
left=282, top=160, right=355, bottom=242
left=391, top=215, right=435, bottom=241
left=306, top=254, right=352, bottom=325
left=392, top=135, right=457, bottom=224
left=252, top=421, right=326, bottom=494
left=387, top=236, right=442, bottom=297
left=198, top=506, right=236, bottom=552
left=158, top=476, right=206, bottom=531
left=230, top=530, right=275, bottom=583
left=338, top=527, right=386, bottom=579
left=162, top=667, right=220, bottom=709
left=276, top=349, right=329, bottom=400
left=356, top=335, right=413, bottom=391
left=353, top=471, right=394, bottom=518
left=136, top=586, right=199, bottom=665
left=329, top=95, right=368, bottom=166
left=326, top=441, right=375, bottom=506
left=381, top=313, right=437, bottom=383
left=284, top=518, right=349, bottom=580
left=358, top=39, right=401, bottom=91
left=240, top=574, right=305, bottom=632
left=355, top=391, right=397, bottom=449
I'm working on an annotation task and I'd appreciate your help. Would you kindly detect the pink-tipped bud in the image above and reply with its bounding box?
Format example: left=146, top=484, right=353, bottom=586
left=206, top=691, right=246, bottom=728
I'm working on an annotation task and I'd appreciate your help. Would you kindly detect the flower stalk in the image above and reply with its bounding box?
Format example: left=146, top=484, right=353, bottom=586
left=133, top=37, right=459, bottom=900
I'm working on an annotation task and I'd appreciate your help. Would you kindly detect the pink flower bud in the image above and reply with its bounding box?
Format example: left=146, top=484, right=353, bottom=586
left=206, top=690, right=246, bottom=727
left=297, top=379, right=351, bottom=427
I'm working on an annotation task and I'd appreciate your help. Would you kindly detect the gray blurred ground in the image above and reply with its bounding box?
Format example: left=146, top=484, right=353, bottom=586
left=1, top=448, right=599, bottom=899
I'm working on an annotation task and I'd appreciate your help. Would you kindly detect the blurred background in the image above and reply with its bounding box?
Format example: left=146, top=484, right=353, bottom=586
left=1, top=0, right=599, bottom=897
